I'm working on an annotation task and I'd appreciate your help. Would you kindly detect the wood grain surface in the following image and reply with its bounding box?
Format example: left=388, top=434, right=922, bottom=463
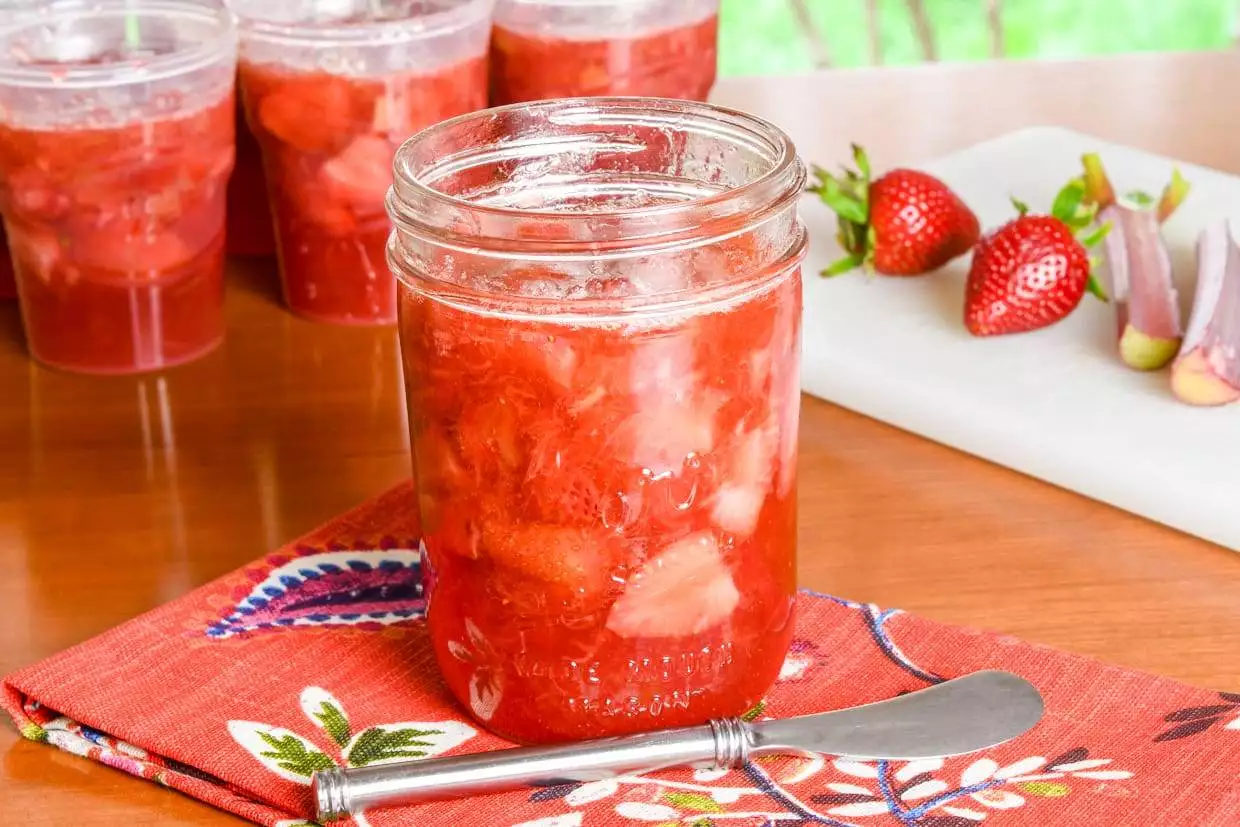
left=3, top=52, right=1239, bottom=825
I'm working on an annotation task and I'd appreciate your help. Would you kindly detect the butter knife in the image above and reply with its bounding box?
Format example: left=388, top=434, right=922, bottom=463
left=313, top=669, right=1043, bottom=820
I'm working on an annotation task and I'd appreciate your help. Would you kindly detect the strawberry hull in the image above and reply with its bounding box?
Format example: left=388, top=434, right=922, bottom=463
left=402, top=267, right=801, bottom=743
left=240, top=59, right=488, bottom=324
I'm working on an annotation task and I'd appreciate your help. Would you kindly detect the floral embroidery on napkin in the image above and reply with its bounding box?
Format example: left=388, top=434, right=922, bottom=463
left=205, top=542, right=425, bottom=639
left=228, top=686, right=475, bottom=783
left=1154, top=692, right=1240, bottom=742
left=228, top=687, right=476, bottom=827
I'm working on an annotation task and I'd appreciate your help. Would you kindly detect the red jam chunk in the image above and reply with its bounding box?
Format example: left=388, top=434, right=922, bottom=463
left=0, top=95, right=234, bottom=373
left=489, top=15, right=718, bottom=105
left=0, top=229, right=14, bottom=299
left=401, top=264, right=802, bottom=743
left=240, top=59, right=488, bottom=324
left=226, top=95, right=275, bottom=257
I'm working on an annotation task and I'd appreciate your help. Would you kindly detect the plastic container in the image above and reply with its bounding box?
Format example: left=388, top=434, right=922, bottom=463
left=490, top=0, right=718, bottom=105
left=0, top=1, right=236, bottom=374
left=232, top=0, right=493, bottom=325
left=0, top=0, right=98, bottom=301
left=225, top=92, right=276, bottom=257
left=388, top=98, right=806, bottom=743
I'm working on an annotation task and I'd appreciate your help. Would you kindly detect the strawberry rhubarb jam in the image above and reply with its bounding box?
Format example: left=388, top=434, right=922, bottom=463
left=389, top=99, right=806, bottom=743
left=233, top=0, right=491, bottom=325
left=0, top=1, right=237, bottom=374
left=490, top=0, right=719, bottom=105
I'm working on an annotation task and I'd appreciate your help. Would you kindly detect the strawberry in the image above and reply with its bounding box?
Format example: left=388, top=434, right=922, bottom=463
left=965, top=178, right=1111, bottom=336
left=811, top=144, right=979, bottom=276
left=605, top=532, right=740, bottom=638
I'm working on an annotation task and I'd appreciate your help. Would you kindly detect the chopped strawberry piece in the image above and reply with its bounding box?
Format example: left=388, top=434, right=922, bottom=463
left=709, top=422, right=777, bottom=537
left=7, top=225, right=63, bottom=284
left=67, top=222, right=196, bottom=274
left=320, top=135, right=395, bottom=207
left=455, top=397, right=525, bottom=479
left=606, top=532, right=740, bottom=638
left=710, top=483, right=766, bottom=537
left=482, top=522, right=616, bottom=600
left=253, top=73, right=374, bottom=155
left=619, top=399, right=718, bottom=475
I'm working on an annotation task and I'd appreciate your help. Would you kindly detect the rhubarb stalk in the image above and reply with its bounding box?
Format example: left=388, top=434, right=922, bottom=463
left=1171, top=221, right=1240, bottom=407
left=1082, top=153, right=1188, bottom=370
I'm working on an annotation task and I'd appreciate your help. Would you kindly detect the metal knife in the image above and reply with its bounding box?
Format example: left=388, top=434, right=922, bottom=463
left=313, top=669, right=1043, bottom=820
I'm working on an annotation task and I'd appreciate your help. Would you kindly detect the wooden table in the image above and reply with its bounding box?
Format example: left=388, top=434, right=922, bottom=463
left=3, top=51, right=1240, bottom=826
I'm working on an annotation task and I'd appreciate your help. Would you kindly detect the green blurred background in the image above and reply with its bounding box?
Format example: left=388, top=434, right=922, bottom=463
left=719, top=0, right=1237, bottom=75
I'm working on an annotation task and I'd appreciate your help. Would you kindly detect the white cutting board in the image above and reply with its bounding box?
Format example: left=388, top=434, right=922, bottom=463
left=796, top=126, right=1240, bottom=551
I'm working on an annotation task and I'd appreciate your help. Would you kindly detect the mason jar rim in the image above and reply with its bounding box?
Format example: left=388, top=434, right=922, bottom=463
left=388, top=96, right=806, bottom=261
left=231, top=0, right=494, bottom=49
left=0, top=0, right=235, bottom=91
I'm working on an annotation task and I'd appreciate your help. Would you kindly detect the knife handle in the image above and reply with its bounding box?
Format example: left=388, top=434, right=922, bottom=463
left=313, top=717, right=751, bottom=820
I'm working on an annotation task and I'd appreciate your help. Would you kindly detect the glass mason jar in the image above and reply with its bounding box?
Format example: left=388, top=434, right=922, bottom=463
left=388, top=98, right=806, bottom=744
left=489, top=0, right=719, bottom=105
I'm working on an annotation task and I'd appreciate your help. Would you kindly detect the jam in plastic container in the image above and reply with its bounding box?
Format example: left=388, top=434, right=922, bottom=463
left=0, top=0, right=237, bottom=374
left=232, top=0, right=493, bottom=325
left=225, top=93, right=275, bottom=257
left=388, top=98, right=806, bottom=743
left=490, top=0, right=718, bottom=105
left=0, top=231, right=13, bottom=299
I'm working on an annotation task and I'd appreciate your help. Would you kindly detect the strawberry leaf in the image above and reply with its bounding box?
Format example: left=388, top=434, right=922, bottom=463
left=1124, top=189, right=1156, bottom=209
left=851, top=143, right=871, bottom=181
left=1010, top=196, right=1031, bottom=216
left=821, top=252, right=866, bottom=277
left=1078, top=220, right=1112, bottom=250
left=1051, top=180, right=1085, bottom=225
left=1086, top=273, right=1109, bottom=302
left=1051, top=178, right=1096, bottom=231
left=815, top=176, right=868, bottom=226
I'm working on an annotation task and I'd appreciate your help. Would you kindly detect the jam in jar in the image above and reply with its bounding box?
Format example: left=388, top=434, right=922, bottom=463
left=389, top=98, right=806, bottom=743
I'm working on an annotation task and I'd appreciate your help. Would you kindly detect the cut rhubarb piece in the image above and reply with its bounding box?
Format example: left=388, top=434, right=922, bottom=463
left=606, top=532, right=740, bottom=638
left=1084, top=153, right=1187, bottom=370
left=1171, top=221, right=1240, bottom=406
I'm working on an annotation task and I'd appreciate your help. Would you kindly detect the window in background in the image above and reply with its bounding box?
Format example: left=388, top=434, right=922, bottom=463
left=719, top=0, right=1237, bottom=76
